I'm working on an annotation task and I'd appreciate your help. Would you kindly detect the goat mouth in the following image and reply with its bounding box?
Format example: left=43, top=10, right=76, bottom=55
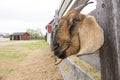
left=54, top=51, right=67, bottom=65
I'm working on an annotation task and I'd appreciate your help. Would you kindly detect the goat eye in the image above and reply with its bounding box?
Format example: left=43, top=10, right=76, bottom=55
left=73, top=18, right=81, bottom=23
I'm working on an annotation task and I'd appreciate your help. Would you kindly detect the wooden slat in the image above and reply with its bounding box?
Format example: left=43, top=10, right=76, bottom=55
left=58, top=64, right=71, bottom=80
left=58, top=0, right=73, bottom=17
left=58, top=0, right=65, bottom=14
left=96, top=0, right=120, bottom=80
left=78, top=53, right=101, bottom=70
left=64, top=58, right=94, bottom=80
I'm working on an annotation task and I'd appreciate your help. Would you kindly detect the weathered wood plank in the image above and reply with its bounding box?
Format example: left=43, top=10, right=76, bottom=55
left=58, top=0, right=73, bottom=17
left=96, top=0, right=120, bottom=80
left=58, top=64, right=71, bottom=80
left=64, top=58, right=94, bottom=80
left=58, top=59, right=94, bottom=80
left=58, top=0, right=91, bottom=17
left=78, top=53, right=101, bottom=70
left=112, top=0, right=120, bottom=78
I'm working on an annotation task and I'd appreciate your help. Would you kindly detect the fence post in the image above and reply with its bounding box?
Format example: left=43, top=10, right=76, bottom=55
left=96, top=0, right=120, bottom=80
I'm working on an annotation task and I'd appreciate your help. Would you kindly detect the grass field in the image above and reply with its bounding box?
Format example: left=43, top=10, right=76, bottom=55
left=0, top=40, right=48, bottom=79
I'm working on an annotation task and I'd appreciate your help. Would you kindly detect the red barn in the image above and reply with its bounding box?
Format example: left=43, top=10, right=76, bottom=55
left=10, top=32, right=30, bottom=40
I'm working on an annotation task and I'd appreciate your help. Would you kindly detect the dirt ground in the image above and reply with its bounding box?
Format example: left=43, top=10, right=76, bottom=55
left=3, top=46, right=63, bottom=80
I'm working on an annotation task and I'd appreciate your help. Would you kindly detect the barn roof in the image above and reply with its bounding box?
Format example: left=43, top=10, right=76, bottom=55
left=11, top=32, right=30, bottom=36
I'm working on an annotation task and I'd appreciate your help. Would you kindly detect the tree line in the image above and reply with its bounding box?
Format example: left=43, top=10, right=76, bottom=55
left=1, top=28, right=45, bottom=40
left=26, top=28, right=44, bottom=40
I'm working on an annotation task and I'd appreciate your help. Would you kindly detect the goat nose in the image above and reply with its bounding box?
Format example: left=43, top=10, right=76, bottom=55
left=57, top=51, right=67, bottom=59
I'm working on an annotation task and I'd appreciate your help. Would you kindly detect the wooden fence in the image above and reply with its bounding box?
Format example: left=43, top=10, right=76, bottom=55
left=56, top=0, right=120, bottom=80
left=96, top=0, right=120, bottom=80
left=58, top=58, right=94, bottom=80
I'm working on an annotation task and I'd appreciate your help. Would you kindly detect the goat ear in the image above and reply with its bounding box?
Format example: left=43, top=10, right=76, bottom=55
left=78, top=16, right=104, bottom=55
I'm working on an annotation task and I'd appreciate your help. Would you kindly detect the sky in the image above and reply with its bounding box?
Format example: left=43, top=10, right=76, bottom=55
left=0, top=0, right=96, bottom=35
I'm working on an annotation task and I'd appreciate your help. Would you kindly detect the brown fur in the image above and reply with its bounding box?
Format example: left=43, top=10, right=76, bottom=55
left=53, top=9, right=104, bottom=58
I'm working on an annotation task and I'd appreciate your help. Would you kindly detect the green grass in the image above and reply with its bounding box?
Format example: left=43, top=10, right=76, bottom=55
left=0, top=40, right=48, bottom=79
left=0, top=40, right=48, bottom=59
left=20, top=40, right=48, bottom=50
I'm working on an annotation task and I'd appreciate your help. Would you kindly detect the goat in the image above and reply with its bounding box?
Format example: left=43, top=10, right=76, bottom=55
left=52, top=0, right=104, bottom=64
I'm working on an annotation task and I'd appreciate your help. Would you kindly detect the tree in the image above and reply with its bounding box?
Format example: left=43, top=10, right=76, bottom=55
left=2, top=33, right=10, bottom=38
left=26, top=28, right=44, bottom=40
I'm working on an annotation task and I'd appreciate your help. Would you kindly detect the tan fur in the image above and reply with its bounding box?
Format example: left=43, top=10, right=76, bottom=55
left=53, top=9, right=104, bottom=57
left=77, top=15, right=104, bottom=55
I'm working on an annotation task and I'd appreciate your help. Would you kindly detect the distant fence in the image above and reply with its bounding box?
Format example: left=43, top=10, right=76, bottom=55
left=54, top=0, right=120, bottom=80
